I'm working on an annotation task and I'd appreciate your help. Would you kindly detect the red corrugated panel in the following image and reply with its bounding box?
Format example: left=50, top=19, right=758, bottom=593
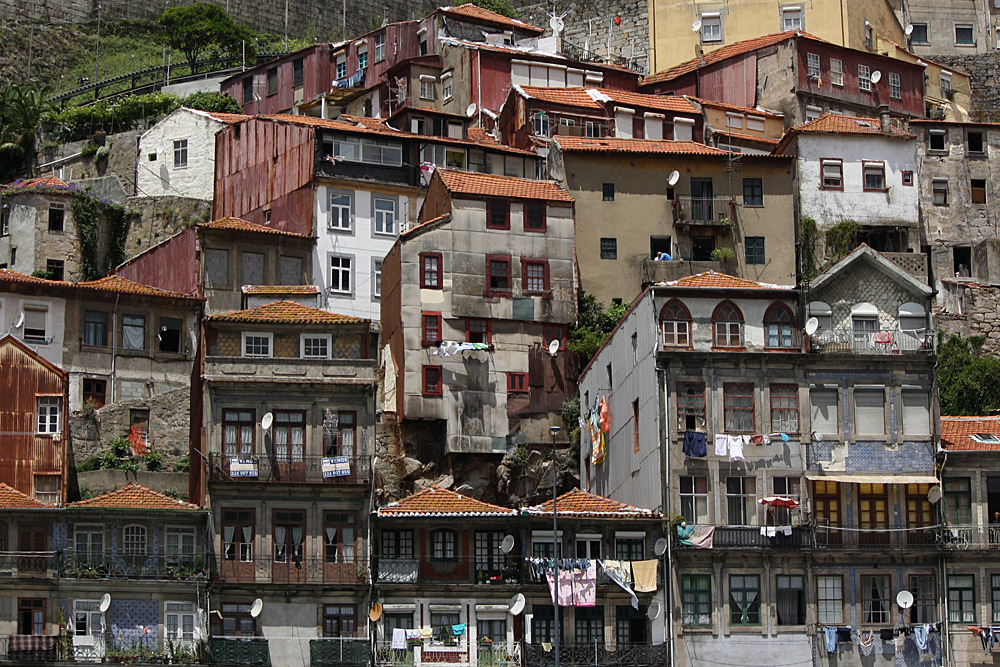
left=116, top=227, right=199, bottom=296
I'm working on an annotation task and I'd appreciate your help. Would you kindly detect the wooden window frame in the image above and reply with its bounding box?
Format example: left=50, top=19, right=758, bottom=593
left=724, top=383, right=755, bottom=434
left=820, top=158, right=843, bottom=190
left=420, top=252, right=442, bottom=289
left=422, top=365, right=443, bottom=397
left=507, top=372, right=528, bottom=393
left=421, top=312, right=442, bottom=347
left=521, top=257, right=551, bottom=296
left=862, top=161, right=887, bottom=192
left=770, top=384, right=799, bottom=433
left=486, top=200, right=510, bottom=230
left=659, top=300, right=692, bottom=349
left=712, top=301, right=744, bottom=349
left=485, top=254, right=512, bottom=297
left=466, top=317, right=491, bottom=344
left=524, top=202, right=546, bottom=232
left=817, top=575, right=844, bottom=624
left=543, top=323, right=567, bottom=350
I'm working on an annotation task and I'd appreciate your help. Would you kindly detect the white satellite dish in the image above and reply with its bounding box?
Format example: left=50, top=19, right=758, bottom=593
left=550, top=16, right=565, bottom=33
left=509, top=593, right=526, bottom=616
left=691, top=19, right=702, bottom=32
left=99, top=593, right=111, bottom=613
left=871, top=70, right=882, bottom=84
left=805, top=317, right=819, bottom=336
left=653, top=537, right=668, bottom=557
left=647, top=601, right=662, bottom=620
left=466, top=103, right=478, bottom=118
left=547, top=339, right=560, bottom=357
left=500, top=535, right=515, bottom=554
left=667, top=170, right=680, bottom=187
left=261, top=412, right=273, bottom=431
left=927, top=485, right=942, bottom=504
left=905, top=24, right=914, bottom=36
left=13, top=312, right=24, bottom=329
left=249, top=598, right=263, bottom=618
left=896, top=590, right=914, bottom=609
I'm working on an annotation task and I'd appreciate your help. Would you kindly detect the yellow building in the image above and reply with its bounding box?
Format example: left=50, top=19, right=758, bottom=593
left=876, top=36, right=972, bottom=121
left=649, top=0, right=907, bottom=73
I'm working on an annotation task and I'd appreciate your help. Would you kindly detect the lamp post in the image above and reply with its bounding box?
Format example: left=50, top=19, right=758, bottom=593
left=549, top=425, right=561, bottom=667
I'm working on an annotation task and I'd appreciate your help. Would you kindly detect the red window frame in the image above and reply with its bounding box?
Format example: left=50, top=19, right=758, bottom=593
left=524, top=202, right=546, bottom=232
left=712, top=300, right=744, bottom=349
left=659, top=299, right=692, bottom=349
left=862, top=160, right=887, bottom=192
left=521, top=257, right=551, bottom=296
left=901, top=171, right=914, bottom=186
left=507, top=372, right=528, bottom=393
left=486, top=200, right=510, bottom=230
left=421, top=312, right=442, bottom=347
left=820, top=158, right=843, bottom=191
left=485, top=254, right=512, bottom=296
left=543, top=323, right=567, bottom=350
left=466, top=318, right=491, bottom=344
left=423, top=365, right=443, bottom=396
left=723, top=382, right=755, bottom=434
left=420, top=252, right=442, bottom=289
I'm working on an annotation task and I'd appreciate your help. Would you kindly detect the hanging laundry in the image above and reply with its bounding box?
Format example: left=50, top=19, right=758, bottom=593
left=879, top=629, right=894, bottom=641
left=728, top=435, right=745, bottom=462
left=762, top=434, right=771, bottom=445
left=599, top=560, right=639, bottom=610
left=452, top=624, right=466, bottom=636
left=683, top=431, right=707, bottom=458
left=632, top=560, right=658, bottom=592
left=824, top=627, right=837, bottom=653
left=590, top=411, right=606, bottom=466
left=688, top=526, right=715, bottom=549
left=914, top=624, right=929, bottom=652
left=404, top=629, right=421, bottom=642
left=749, top=434, right=764, bottom=446
left=714, top=434, right=728, bottom=457
left=598, top=396, right=611, bottom=433
left=836, top=628, right=852, bottom=643
left=571, top=560, right=597, bottom=607
left=676, top=523, right=695, bottom=545
left=541, top=642, right=553, bottom=652
left=391, top=628, right=407, bottom=650
left=546, top=570, right=576, bottom=606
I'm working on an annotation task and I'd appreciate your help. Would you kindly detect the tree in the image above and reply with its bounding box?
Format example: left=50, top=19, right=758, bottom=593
left=465, top=0, right=518, bottom=18
left=568, top=292, right=630, bottom=367
left=182, top=91, right=243, bottom=114
left=158, top=3, right=253, bottom=74
left=937, top=334, right=1000, bottom=415
left=0, top=82, right=53, bottom=181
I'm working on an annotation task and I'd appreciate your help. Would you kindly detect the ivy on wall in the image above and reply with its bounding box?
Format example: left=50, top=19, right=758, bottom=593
left=71, top=192, right=133, bottom=280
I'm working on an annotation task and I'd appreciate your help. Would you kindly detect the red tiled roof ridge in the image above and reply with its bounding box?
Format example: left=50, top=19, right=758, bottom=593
left=440, top=3, right=544, bottom=33
left=198, top=217, right=312, bottom=238
left=660, top=270, right=793, bottom=290
left=437, top=169, right=574, bottom=202
left=68, top=481, right=200, bottom=510
left=4, top=176, right=76, bottom=192
left=241, top=284, right=320, bottom=295
left=0, top=482, right=58, bottom=508
left=686, top=97, right=784, bottom=118
left=206, top=300, right=367, bottom=324
left=378, top=485, right=515, bottom=516
left=941, top=415, right=1000, bottom=451
left=1, top=268, right=198, bottom=299
left=527, top=488, right=658, bottom=517
left=790, top=113, right=915, bottom=138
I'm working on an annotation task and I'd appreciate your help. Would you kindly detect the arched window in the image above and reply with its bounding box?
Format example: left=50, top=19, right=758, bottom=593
left=431, top=529, right=457, bottom=561
left=713, top=301, right=744, bottom=347
left=659, top=300, right=691, bottom=348
left=764, top=303, right=795, bottom=348
left=807, top=301, right=832, bottom=331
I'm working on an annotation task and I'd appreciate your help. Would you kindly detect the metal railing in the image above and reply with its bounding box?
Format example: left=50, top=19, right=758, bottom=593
left=60, top=551, right=208, bottom=580
left=0, top=552, right=58, bottom=579
left=310, top=637, right=370, bottom=666
left=672, top=198, right=737, bottom=226
left=809, top=328, right=932, bottom=354
left=209, top=637, right=270, bottom=666
left=209, top=453, right=372, bottom=484
left=706, top=526, right=810, bottom=548
left=374, top=557, right=611, bottom=586
left=523, top=643, right=668, bottom=667
left=375, top=640, right=519, bottom=667
left=2, top=635, right=59, bottom=662
left=216, top=554, right=368, bottom=585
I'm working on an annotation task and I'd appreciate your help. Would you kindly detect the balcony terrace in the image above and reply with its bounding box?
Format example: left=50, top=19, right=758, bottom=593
left=208, top=454, right=372, bottom=485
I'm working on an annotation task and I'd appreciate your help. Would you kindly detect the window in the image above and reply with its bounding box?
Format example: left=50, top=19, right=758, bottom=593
left=323, top=605, right=356, bottom=637
left=123, top=524, right=147, bottom=558
left=329, top=192, right=352, bottom=231
left=940, top=72, right=952, bottom=96
left=159, top=317, right=182, bottom=353
left=1, top=204, right=8, bottom=235
left=616, top=605, right=646, bottom=645
left=36, top=397, right=60, bottom=434
left=330, top=255, right=352, bottom=294
left=82, top=378, right=106, bottom=409
left=474, top=530, right=504, bottom=578
left=901, top=390, right=931, bottom=436
left=650, top=235, right=672, bottom=259
left=863, top=162, right=885, bottom=191
left=222, top=410, right=255, bottom=457
left=861, top=575, right=891, bottom=624
left=679, top=476, right=708, bottom=524
left=781, top=7, right=802, bottom=30
left=770, top=384, right=799, bottom=433
left=854, top=388, right=885, bottom=436
left=121, top=314, right=145, bottom=351
left=682, top=575, right=711, bottom=625
left=955, top=24, right=974, bottom=44
left=165, top=527, right=195, bottom=565
left=173, top=139, right=188, bottom=168
left=83, top=310, right=108, bottom=347
left=331, top=136, right=402, bottom=167
left=929, top=130, right=946, bottom=151
left=972, top=179, right=987, bottom=204
left=74, top=600, right=102, bottom=637
left=744, top=236, right=765, bottom=265
left=902, top=171, right=913, bottom=186
left=726, top=476, right=757, bottom=525
left=323, top=410, right=355, bottom=457
left=373, top=198, right=396, bottom=235
left=292, top=57, right=304, bottom=86
left=507, top=372, right=528, bottom=393
left=531, top=605, right=557, bottom=642
left=764, top=303, right=794, bottom=347
left=858, top=64, right=871, bottom=92
left=423, top=365, right=443, bottom=396
left=422, top=312, right=441, bottom=346
left=992, top=576, right=1000, bottom=624
left=600, top=238, right=617, bottom=259
left=713, top=302, right=743, bottom=347
left=911, top=23, right=928, bottom=44
left=420, top=252, right=442, bottom=289
left=266, top=67, right=278, bottom=95
left=23, top=306, right=47, bottom=342
left=660, top=300, right=690, bottom=348
left=419, top=77, right=436, bottom=100
left=910, top=575, right=936, bottom=623
left=324, top=511, right=356, bottom=564
left=678, top=382, right=705, bottom=430
left=730, top=575, right=761, bottom=625
left=204, top=248, right=230, bottom=288
left=358, top=50, right=369, bottom=70
left=633, top=398, right=640, bottom=453
left=372, top=259, right=383, bottom=298
left=968, top=131, right=985, bottom=154
left=486, top=255, right=512, bottom=293
left=615, top=536, right=644, bottom=560
left=742, top=178, right=763, bottom=207
left=442, top=74, right=453, bottom=100
left=382, top=529, right=414, bottom=558
left=48, top=203, right=64, bottom=231
left=431, top=529, right=457, bottom=560
left=524, top=202, right=546, bottom=231
left=543, top=324, right=567, bottom=350
left=949, top=575, right=975, bottom=622
left=943, top=477, right=971, bottom=524
left=830, top=58, right=843, bottom=86
left=701, top=15, right=721, bottom=42
left=129, top=409, right=149, bottom=445
left=487, top=200, right=510, bottom=229
left=865, top=24, right=874, bottom=49
left=522, top=259, right=549, bottom=294
left=336, top=58, right=347, bottom=79
left=724, top=383, right=754, bottom=433
left=166, top=602, right=196, bottom=642
left=807, top=53, right=820, bottom=78
left=888, top=72, right=901, bottom=99
left=932, top=179, right=949, bottom=205
left=374, top=34, right=385, bottom=61
left=18, top=598, right=45, bottom=635
left=273, top=510, right=305, bottom=564
left=805, top=105, right=822, bottom=122
left=242, top=332, right=272, bottom=358
left=746, top=116, right=765, bottom=132
left=242, top=77, right=253, bottom=104
left=776, top=575, right=805, bottom=625
left=33, top=475, right=59, bottom=503
left=817, top=576, right=843, bottom=623
left=273, top=411, right=305, bottom=463
left=603, top=183, right=615, bottom=201
left=221, top=602, right=255, bottom=637
left=533, top=113, right=550, bottom=137
left=585, top=121, right=600, bottom=138
left=467, top=318, right=490, bottom=344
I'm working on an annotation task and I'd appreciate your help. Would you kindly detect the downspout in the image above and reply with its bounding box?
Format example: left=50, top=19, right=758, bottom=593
left=477, top=51, right=483, bottom=127
left=839, top=0, right=846, bottom=46
left=660, top=367, right=675, bottom=667
left=110, top=293, right=120, bottom=402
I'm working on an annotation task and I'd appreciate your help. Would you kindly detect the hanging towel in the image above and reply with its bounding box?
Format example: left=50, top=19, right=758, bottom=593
left=728, top=435, right=745, bottom=462
left=546, top=570, right=576, bottom=606
left=683, top=431, right=707, bottom=458
left=632, top=560, right=658, bottom=592
left=715, top=434, right=728, bottom=456
left=541, top=642, right=553, bottom=652
left=598, top=396, right=611, bottom=433
left=392, top=628, right=407, bottom=650
left=762, top=434, right=771, bottom=445
left=591, top=412, right=606, bottom=466
left=824, top=626, right=837, bottom=653
left=405, top=630, right=421, bottom=641
left=836, top=628, right=852, bottom=643
left=676, top=523, right=695, bottom=545
left=914, top=624, right=929, bottom=651
left=689, top=526, right=715, bottom=549
left=780, top=526, right=792, bottom=536
left=420, top=628, right=433, bottom=639
left=766, top=527, right=777, bottom=538
left=452, top=624, right=466, bottom=636
left=750, top=434, right=764, bottom=446
left=571, top=560, right=597, bottom=607
left=599, top=560, right=639, bottom=609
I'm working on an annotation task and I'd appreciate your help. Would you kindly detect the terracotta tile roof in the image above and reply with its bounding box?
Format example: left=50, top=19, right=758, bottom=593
left=941, top=416, right=1000, bottom=451
left=198, top=217, right=312, bottom=238
left=687, top=97, right=784, bottom=119
left=713, top=129, right=781, bottom=145
left=600, top=89, right=697, bottom=114
left=206, top=300, right=367, bottom=324
left=439, top=3, right=544, bottom=34
left=4, top=176, right=76, bottom=193
left=378, top=486, right=515, bottom=517
left=0, top=483, right=57, bottom=508
left=241, top=284, right=320, bottom=295
left=439, top=37, right=642, bottom=75
left=68, top=482, right=200, bottom=510
left=202, top=111, right=251, bottom=124
left=437, top=169, right=574, bottom=203
left=0, top=268, right=70, bottom=286
left=526, top=489, right=658, bottom=519
left=402, top=213, right=451, bottom=238
left=790, top=113, right=915, bottom=138
left=76, top=275, right=197, bottom=299
left=554, top=136, right=729, bottom=155
left=660, top=271, right=791, bottom=290
left=516, top=86, right=696, bottom=114
left=464, top=128, right=537, bottom=155
left=517, top=86, right=603, bottom=109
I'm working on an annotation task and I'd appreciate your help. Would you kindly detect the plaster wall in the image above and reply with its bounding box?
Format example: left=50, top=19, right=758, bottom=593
left=0, top=292, right=67, bottom=367
left=137, top=109, right=228, bottom=201
left=1, top=192, right=82, bottom=280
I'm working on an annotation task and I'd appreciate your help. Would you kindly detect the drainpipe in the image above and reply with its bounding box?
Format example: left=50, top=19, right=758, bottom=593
left=110, top=293, right=120, bottom=402
left=659, top=368, right=675, bottom=667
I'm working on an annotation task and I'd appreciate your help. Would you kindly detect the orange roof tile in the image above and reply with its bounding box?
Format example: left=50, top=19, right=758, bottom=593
left=941, top=416, right=1000, bottom=451
left=554, top=136, right=729, bottom=155
left=4, top=176, right=76, bottom=193
left=378, top=486, right=515, bottom=517
left=437, top=169, right=573, bottom=203
left=76, top=275, right=197, bottom=299
left=517, top=86, right=604, bottom=109
left=527, top=489, right=658, bottom=519
left=402, top=213, right=451, bottom=239
left=68, top=482, right=200, bottom=510
left=0, top=483, right=57, bottom=509
left=687, top=97, right=784, bottom=119
left=207, top=300, right=367, bottom=325
left=198, top=217, right=312, bottom=238
left=439, top=3, right=544, bottom=34
left=712, top=129, right=781, bottom=145
left=241, top=285, right=321, bottom=295
left=202, top=111, right=251, bottom=124
left=600, top=89, right=697, bottom=114
left=660, top=271, right=791, bottom=290
left=790, top=113, right=915, bottom=138
left=0, top=268, right=71, bottom=286
left=517, top=86, right=696, bottom=114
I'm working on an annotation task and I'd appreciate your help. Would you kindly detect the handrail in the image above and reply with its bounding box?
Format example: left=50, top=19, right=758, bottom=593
left=208, top=453, right=372, bottom=484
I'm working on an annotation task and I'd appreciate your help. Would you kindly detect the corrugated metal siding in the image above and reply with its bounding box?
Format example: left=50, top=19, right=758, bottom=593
left=699, top=52, right=757, bottom=110
left=116, top=227, right=199, bottom=296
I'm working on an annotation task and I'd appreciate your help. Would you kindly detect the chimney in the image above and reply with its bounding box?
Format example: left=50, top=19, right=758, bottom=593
left=878, top=104, right=891, bottom=133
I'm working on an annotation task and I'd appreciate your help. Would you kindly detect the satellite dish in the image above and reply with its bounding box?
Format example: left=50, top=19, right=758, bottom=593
left=547, top=339, right=560, bottom=357
left=368, top=603, right=383, bottom=622
left=905, top=24, right=914, bottom=36
left=691, top=19, right=702, bottom=32
left=500, top=535, right=515, bottom=554
left=508, top=593, right=526, bottom=616
left=466, top=103, right=478, bottom=117
left=927, top=485, right=942, bottom=504
left=249, top=598, right=263, bottom=618
left=896, top=590, right=914, bottom=609
left=549, top=16, right=565, bottom=33
left=647, top=601, right=662, bottom=620
left=805, top=317, right=819, bottom=336
left=654, top=537, right=668, bottom=557
left=99, top=594, right=111, bottom=613
left=667, top=170, right=680, bottom=186
left=261, top=412, right=273, bottom=431
left=13, top=312, right=24, bottom=329
left=871, top=70, right=882, bottom=84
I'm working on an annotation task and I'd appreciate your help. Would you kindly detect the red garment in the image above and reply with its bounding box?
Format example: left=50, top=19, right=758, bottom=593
left=598, top=396, right=611, bottom=434
left=129, top=425, right=149, bottom=456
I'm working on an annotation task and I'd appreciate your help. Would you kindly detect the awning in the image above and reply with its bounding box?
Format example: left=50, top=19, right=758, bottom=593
left=804, top=472, right=938, bottom=485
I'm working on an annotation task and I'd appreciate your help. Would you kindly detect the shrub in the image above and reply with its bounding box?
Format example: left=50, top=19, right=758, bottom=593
left=710, top=247, right=736, bottom=262
left=142, top=452, right=165, bottom=472
left=172, top=455, right=190, bottom=473
left=76, top=454, right=103, bottom=472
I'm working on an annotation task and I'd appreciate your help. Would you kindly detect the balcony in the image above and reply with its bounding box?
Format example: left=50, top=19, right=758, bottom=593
left=0, top=552, right=58, bottom=579
left=310, top=638, right=370, bottom=666
left=698, top=526, right=811, bottom=549
left=208, top=454, right=372, bottom=485
left=522, top=643, right=668, bottom=667
left=813, top=522, right=945, bottom=549
left=204, top=357, right=376, bottom=385
left=61, top=551, right=208, bottom=580
left=1, top=636, right=59, bottom=662
left=374, top=640, right=520, bottom=667
left=374, top=557, right=611, bottom=587
left=808, top=328, right=932, bottom=355
left=642, top=259, right=725, bottom=285
left=209, top=637, right=270, bottom=666
left=671, top=198, right=737, bottom=228
left=217, top=555, right=368, bottom=586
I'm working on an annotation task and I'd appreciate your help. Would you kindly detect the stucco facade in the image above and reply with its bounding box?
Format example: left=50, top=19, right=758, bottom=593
left=1, top=189, right=81, bottom=281
left=904, top=0, right=996, bottom=55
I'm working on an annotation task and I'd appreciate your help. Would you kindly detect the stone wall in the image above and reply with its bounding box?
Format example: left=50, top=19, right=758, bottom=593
left=123, top=196, right=211, bottom=260
left=926, top=53, right=1000, bottom=122
left=936, top=280, right=1000, bottom=355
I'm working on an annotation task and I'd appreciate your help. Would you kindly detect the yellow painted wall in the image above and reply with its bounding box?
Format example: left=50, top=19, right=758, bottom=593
left=876, top=36, right=972, bottom=121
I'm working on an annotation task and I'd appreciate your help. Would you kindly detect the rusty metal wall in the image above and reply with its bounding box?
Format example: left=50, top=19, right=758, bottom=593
left=116, top=227, right=200, bottom=297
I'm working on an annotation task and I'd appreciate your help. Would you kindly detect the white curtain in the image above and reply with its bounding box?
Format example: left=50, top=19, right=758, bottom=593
left=341, top=428, right=354, bottom=457
left=122, top=316, right=145, bottom=350
left=224, top=426, right=237, bottom=456
left=274, top=526, right=286, bottom=561
left=326, top=527, right=338, bottom=562
left=291, top=426, right=303, bottom=462
left=275, top=427, right=288, bottom=460
left=292, top=526, right=304, bottom=559
left=239, top=425, right=252, bottom=455
left=224, top=526, right=235, bottom=559
left=241, top=526, right=253, bottom=561
left=342, top=528, right=355, bottom=561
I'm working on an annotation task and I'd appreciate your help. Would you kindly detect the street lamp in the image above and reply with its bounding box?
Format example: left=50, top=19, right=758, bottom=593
left=549, top=425, right=562, bottom=667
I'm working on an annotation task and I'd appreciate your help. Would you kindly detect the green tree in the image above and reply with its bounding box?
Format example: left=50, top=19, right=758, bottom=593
left=937, top=334, right=1000, bottom=415
left=465, top=0, right=518, bottom=18
left=158, top=3, right=253, bottom=74
left=0, top=82, right=53, bottom=181
left=182, top=91, right=243, bottom=114
left=568, top=292, right=630, bottom=367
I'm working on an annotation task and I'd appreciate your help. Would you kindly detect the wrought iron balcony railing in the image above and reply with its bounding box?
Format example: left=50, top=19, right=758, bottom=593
left=374, top=557, right=613, bottom=587
left=209, top=637, right=270, bottom=666
left=216, top=554, right=368, bottom=586
left=60, top=551, right=208, bottom=580
left=671, top=198, right=737, bottom=227
left=309, top=637, right=370, bottom=666
left=374, top=640, right=520, bottom=667
left=0, top=552, right=58, bottom=579
left=523, top=642, right=669, bottom=667
left=808, top=328, right=932, bottom=355
left=208, top=453, right=371, bottom=484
